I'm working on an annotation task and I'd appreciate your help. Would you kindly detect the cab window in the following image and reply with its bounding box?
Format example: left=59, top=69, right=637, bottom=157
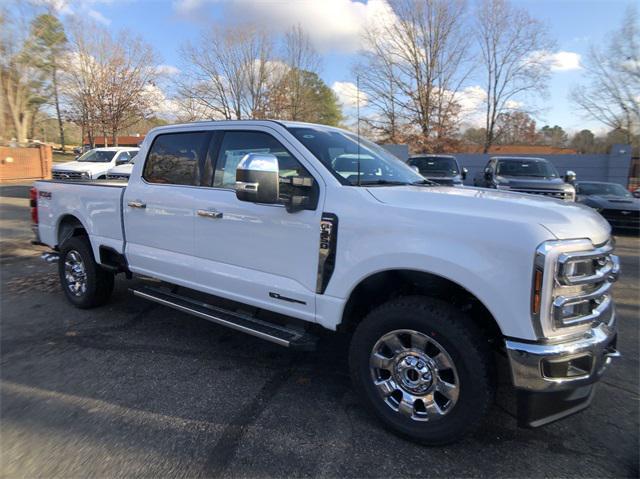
left=143, top=132, right=212, bottom=186
left=214, top=130, right=317, bottom=207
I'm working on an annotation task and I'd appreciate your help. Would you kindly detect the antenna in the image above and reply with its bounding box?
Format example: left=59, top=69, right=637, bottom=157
left=356, top=75, right=361, bottom=186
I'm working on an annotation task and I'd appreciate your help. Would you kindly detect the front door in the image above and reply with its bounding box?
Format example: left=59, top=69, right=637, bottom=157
left=190, top=128, right=324, bottom=322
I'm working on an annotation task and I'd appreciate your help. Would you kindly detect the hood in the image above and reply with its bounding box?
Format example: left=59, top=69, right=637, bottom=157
left=52, top=160, right=112, bottom=172
left=108, top=163, right=134, bottom=175
left=367, top=185, right=610, bottom=244
left=580, top=195, right=640, bottom=210
left=498, top=176, right=569, bottom=190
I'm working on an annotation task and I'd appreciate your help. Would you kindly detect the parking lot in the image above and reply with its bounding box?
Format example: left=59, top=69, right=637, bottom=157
left=1, top=183, right=638, bottom=478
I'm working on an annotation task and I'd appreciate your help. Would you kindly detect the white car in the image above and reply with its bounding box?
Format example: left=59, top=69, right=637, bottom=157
left=32, top=120, right=619, bottom=444
left=106, top=154, right=138, bottom=180
left=52, top=147, right=139, bottom=180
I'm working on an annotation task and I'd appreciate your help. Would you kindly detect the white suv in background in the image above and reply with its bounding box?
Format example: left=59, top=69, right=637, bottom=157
left=106, top=152, right=138, bottom=180
left=52, top=147, right=139, bottom=180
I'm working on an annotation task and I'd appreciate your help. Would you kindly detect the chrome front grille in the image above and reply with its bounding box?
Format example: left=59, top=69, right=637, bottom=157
left=106, top=174, right=130, bottom=180
left=52, top=170, right=84, bottom=180
left=511, top=188, right=573, bottom=201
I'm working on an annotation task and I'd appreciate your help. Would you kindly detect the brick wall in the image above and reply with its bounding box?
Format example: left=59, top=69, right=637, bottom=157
left=0, top=146, right=52, bottom=182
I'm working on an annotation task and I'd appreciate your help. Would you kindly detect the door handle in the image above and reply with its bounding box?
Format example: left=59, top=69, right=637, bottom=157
left=128, top=200, right=146, bottom=209
left=197, top=209, right=223, bottom=219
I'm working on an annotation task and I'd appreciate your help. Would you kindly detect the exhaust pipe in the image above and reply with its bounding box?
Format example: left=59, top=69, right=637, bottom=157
left=41, top=252, right=59, bottom=263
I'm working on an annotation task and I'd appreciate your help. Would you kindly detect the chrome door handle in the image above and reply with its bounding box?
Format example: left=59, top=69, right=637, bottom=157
left=197, top=209, right=223, bottom=219
left=128, top=200, right=146, bottom=209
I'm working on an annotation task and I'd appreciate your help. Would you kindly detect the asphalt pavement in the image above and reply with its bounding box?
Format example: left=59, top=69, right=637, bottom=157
left=1, top=183, right=638, bottom=478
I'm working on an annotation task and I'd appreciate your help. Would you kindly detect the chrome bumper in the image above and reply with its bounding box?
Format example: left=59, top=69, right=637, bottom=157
left=505, top=318, right=619, bottom=392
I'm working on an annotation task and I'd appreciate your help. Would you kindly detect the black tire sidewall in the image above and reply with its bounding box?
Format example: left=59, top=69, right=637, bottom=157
left=349, top=297, right=494, bottom=445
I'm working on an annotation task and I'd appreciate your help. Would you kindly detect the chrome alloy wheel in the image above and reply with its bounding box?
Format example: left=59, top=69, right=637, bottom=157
left=369, top=329, right=460, bottom=421
left=64, top=250, right=87, bottom=297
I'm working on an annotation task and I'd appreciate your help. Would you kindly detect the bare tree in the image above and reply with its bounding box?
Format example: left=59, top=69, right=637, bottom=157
left=354, top=23, right=406, bottom=143
left=476, top=0, right=553, bottom=152
left=177, top=26, right=274, bottom=120
left=269, top=24, right=323, bottom=120
left=0, top=7, right=47, bottom=144
left=571, top=5, right=640, bottom=143
left=61, top=20, right=159, bottom=146
left=355, top=0, right=472, bottom=150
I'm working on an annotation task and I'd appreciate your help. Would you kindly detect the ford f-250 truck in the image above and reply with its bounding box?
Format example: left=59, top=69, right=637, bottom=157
left=31, top=120, right=620, bottom=445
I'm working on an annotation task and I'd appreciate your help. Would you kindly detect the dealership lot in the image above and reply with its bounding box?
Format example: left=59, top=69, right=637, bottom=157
left=1, top=184, right=638, bottom=477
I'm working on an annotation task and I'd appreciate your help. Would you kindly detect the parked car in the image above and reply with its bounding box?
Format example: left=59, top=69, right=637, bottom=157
left=106, top=153, right=138, bottom=180
left=575, top=181, right=640, bottom=231
left=407, top=154, right=467, bottom=186
left=473, top=156, right=576, bottom=201
left=53, top=147, right=139, bottom=180
left=31, top=120, right=619, bottom=444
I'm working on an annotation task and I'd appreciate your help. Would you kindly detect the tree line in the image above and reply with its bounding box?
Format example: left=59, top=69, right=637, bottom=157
left=1, top=0, right=638, bottom=155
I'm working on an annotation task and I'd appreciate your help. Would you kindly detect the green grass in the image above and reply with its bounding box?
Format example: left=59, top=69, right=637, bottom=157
left=52, top=152, right=76, bottom=164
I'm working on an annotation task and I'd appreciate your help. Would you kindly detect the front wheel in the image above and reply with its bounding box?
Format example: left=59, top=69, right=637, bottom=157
left=58, top=236, right=114, bottom=308
left=349, top=296, right=495, bottom=445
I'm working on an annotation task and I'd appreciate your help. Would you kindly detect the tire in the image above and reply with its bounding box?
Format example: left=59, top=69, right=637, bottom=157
left=58, top=235, right=114, bottom=309
left=349, top=296, right=495, bottom=445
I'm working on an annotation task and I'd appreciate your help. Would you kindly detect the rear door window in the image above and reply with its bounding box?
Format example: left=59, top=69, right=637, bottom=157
left=143, top=132, right=212, bottom=186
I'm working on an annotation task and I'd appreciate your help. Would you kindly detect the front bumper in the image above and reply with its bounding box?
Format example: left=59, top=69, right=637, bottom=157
left=505, top=318, right=619, bottom=427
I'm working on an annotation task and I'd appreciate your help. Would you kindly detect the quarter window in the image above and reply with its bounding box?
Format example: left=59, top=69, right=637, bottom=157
left=143, top=132, right=211, bottom=186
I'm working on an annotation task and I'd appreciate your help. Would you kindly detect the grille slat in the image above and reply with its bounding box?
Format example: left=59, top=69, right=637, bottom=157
left=52, top=170, right=85, bottom=180
left=511, top=188, right=572, bottom=201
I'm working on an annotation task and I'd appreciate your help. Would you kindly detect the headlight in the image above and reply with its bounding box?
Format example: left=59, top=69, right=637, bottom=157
left=81, top=171, right=91, bottom=179
left=532, top=239, right=619, bottom=340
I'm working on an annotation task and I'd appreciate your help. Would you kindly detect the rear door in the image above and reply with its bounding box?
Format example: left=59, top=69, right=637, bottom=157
left=123, top=130, right=213, bottom=282
left=189, top=127, right=324, bottom=321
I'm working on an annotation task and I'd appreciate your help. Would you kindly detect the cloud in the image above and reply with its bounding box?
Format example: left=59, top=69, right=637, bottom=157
left=155, top=64, right=181, bottom=76
left=174, top=0, right=395, bottom=52
left=332, top=81, right=368, bottom=108
left=88, top=9, right=111, bottom=25
left=529, top=50, right=582, bottom=71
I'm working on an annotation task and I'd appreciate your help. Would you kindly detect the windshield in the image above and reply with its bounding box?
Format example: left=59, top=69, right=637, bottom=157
left=409, top=156, right=459, bottom=176
left=77, top=150, right=116, bottom=163
left=288, top=126, right=424, bottom=185
left=576, top=182, right=632, bottom=197
left=496, top=159, right=558, bottom=178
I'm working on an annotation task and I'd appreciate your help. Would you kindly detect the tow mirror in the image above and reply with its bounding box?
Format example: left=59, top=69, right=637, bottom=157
left=235, top=153, right=280, bottom=204
left=462, top=167, right=468, bottom=180
left=565, top=170, right=576, bottom=183
left=410, top=165, right=420, bottom=174
left=484, top=167, right=492, bottom=180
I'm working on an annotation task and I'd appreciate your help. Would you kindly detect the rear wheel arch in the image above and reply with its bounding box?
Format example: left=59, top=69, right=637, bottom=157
left=57, top=214, right=89, bottom=248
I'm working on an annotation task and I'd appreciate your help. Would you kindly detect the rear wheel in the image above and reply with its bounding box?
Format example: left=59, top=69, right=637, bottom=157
left=349, top=296, right=495, bottom=445
left=58, top=236, right=114, bottom=308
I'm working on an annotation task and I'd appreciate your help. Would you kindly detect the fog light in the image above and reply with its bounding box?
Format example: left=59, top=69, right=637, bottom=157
left=542, top=354, right=593, bottom=379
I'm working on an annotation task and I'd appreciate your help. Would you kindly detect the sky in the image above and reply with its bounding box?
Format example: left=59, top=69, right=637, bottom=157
left=35, top=0, right=634, bottom=134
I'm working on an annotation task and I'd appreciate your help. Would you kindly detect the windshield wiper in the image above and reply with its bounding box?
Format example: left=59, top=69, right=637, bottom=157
left=411, top=179, right=438, bottom=186
left=357, top=179, right=410, bottom=186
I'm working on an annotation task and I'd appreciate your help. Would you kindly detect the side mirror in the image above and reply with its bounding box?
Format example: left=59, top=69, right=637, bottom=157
left=410, top=165, right=420, bottom=174
left=484, top=167, right=492, bottom=180
left=565, top=170, right=576, bottom=183
left=235, top=153, right=280, bottom=204
left=461, top=167, right=468, bottom=180
left=116, top=158, right=129, bottom=165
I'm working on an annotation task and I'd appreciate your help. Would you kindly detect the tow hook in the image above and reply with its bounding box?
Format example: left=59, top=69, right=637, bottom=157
left=41, top=252, right=59, bottom=264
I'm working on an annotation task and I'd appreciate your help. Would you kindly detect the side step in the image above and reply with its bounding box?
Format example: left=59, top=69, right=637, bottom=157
left=130, top=286, right=317, bottom=351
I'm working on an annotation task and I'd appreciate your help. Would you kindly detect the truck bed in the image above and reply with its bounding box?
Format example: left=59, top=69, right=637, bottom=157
left=34, top=179, right=127, bottom=256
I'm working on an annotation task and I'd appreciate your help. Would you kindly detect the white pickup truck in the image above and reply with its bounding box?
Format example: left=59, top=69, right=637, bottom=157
left=32, top=120, right=620, bottom=444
